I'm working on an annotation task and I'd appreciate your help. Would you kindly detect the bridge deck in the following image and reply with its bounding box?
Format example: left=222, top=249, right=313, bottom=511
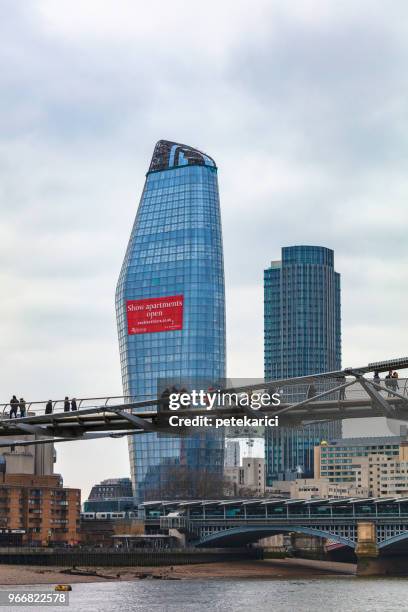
left=0, top=364, right=407, bottom=446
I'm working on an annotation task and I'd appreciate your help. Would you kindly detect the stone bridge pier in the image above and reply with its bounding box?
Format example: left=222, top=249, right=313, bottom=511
left=356, top=522, right=408, bottom=576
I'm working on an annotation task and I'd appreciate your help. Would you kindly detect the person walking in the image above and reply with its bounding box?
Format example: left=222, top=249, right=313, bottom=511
left=338, top=375, right=346, bottom=401
left=385, top=370, right=393, bottom=397
left=9, top=395, right=19, bottom=418
left=71, top=398, right=78, bottom=411
left=64, top=397, right=70, bottom=412
left=373, top=371, right=381, bottom=386
left=19, top=398, right=26, bottom=418
left=392, top=371, right=399, bottom=393
left=45, top=400, right=53, bottom=414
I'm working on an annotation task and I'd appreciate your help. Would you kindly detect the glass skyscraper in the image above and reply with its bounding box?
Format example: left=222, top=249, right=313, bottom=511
left=116, top=140, right=225, bottom=502
left=264, top=245, right=342, bottom=483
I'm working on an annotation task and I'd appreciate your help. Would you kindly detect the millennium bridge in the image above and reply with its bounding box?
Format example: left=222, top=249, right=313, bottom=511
left=0, top=357, right=407, bottom=448
left=143, top=496, right=408, bottom=575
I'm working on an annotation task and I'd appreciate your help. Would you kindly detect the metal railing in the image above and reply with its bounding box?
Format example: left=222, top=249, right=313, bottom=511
left=1, top=378, right=407, bottom=420
left=0, top=394, right=153, bottom=419
left=276, top=377, right=408, bottom=403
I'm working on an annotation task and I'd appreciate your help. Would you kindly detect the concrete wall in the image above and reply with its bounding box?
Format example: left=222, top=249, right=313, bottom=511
left=0, top=547, right=263, bottom=567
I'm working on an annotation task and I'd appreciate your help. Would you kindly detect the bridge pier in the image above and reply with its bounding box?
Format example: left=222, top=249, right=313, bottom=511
left=357, top=554, right=408, bottom=577
left=355, top=522, right=380, bottom=576
left=354, top=522, right=398, bottom=576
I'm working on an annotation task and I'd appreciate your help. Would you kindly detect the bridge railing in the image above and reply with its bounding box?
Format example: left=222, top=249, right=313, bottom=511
left=276, top=377, right=408, bottom=404
left=0, top=394, right=153, bottom=420
left=160, top=516, right=187, bottom=530
left=1, top=377, right=407, bottom=420
left=162, top=512, right=408, bottom=529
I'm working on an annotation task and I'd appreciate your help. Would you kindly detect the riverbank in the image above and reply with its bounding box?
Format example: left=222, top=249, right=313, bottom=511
left=0, top=559, right=355, bottom=585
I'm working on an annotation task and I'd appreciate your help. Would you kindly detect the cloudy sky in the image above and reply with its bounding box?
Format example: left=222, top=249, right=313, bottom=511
left=1, top=0, right=407, bottom=499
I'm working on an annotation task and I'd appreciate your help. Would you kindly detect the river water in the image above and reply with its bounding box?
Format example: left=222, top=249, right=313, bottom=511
left=2, top=578, right=407, bottom=612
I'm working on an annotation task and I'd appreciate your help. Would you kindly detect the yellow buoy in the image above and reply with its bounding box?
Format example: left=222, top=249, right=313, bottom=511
left=55, top=585, right=72, bottom=592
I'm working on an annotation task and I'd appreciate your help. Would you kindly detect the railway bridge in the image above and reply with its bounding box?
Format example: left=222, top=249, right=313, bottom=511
left=143, top=496, right=408, bottom=575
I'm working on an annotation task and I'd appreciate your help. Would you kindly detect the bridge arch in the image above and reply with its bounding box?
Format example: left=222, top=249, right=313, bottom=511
left=197, top=525, right=356, bottom=549
left=379, top=531, right=408, bottom=551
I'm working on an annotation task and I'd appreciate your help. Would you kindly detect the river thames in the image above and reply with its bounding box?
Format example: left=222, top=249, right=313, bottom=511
left=2, top=578, right=407, bottom=611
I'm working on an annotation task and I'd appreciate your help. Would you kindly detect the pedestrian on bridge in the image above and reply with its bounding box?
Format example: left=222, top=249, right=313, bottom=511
left=337, top=375, right=346, bottom=400
left=71, top=398, right=78, bottom=411
left=385, top=370, right=393, bottom=397
left=392, top=371, right=399, bottom=392
left=19, top=398, right=26, bottom=418
left=64, top=397, right=70, bottom=412
left=9, top=395, right=18, bottom=418
left=373, top=371, right=381, bottom=386
left=45, top=400, right=53, bottom=414
left=160, top=388, right=170, bottom=411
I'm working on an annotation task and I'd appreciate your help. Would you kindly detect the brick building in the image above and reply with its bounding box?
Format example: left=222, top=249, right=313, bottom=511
left=0, top=473, right=80, bottom=546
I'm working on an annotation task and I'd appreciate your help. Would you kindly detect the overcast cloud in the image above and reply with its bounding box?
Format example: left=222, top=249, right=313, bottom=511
left=1, top=0, right=407, bottom=498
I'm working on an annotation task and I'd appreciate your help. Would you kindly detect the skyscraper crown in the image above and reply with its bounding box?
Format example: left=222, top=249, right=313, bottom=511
left=148, top=140, right=216, bottom=173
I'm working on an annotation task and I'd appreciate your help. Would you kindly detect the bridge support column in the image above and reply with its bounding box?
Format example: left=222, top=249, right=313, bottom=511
left=355, top=522, right=381, bottom=576
left=168, top=528, right=186, bottom=548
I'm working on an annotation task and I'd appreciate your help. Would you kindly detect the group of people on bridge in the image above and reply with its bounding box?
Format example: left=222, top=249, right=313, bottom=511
left=8, top=396, right=26, bottom=418
left=45, top=397, right=78, bottom=414
left=376, top=370, right=400, bottom=395
left=7, top=395, right=78, bottom=418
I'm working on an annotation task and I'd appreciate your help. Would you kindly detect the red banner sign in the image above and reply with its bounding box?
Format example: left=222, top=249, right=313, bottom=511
left=127, top=295, right=184, bottom=335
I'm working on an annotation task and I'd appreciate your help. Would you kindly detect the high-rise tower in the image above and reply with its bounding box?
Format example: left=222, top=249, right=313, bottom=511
left=116, top=140, right=226, bottom=502
left=264, top=245, right=342, bottom=483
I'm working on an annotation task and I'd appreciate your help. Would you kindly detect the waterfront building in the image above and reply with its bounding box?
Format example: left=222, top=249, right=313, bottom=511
left=116, top=140, right=226, bottom=502
left=0, top=473, right=80, bottom=546
left=84, top=477, right=135, bottom=513
left=264, top=246, right=342, bottom=483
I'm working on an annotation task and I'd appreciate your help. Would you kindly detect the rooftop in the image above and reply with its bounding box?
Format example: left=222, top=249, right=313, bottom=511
left=148, top=140, right=216, bottom=173
left=325, top=436, right=403, bottom=448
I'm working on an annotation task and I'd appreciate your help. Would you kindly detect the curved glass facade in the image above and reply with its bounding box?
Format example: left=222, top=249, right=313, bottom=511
left=264, top=245, right=342, bottom=482
left=116, top=140, right=225, bottom=502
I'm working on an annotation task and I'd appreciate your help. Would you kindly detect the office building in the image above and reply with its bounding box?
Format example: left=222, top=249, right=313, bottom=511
left=0, top=434, right=55, bottom=476
left=224, top=441, right=241, bottom=468
left=84, top=477, right=135, bottom=513
left=314, top=436, right=404, bottom=483
left=116, top=140, right=226, bottom=502
left=289, top=478, right=369, bottom=500
left=269, top=440, right=408, bottom=498
left=306, top=438, right=408, bottom=497
left=264, top=246, right=342, bottom=483
left=225, top=457, right=265, bottom=496
left=359, top=452, right=408, bottom=497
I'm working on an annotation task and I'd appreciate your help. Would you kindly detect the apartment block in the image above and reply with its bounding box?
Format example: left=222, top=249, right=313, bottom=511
left=0, top=473, right=81, bottom=546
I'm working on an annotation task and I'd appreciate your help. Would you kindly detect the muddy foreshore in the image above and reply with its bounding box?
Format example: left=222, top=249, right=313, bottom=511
left=0, top=558, right=355, bottom=585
